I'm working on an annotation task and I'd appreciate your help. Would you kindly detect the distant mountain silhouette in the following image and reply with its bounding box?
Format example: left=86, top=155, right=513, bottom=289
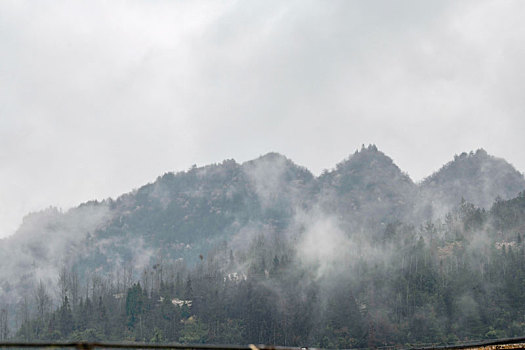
left=2, top=146, right=525, bottom=303
left=319, top=145, right=417, bottom=230
left=419, top=149, right=525, bottom=218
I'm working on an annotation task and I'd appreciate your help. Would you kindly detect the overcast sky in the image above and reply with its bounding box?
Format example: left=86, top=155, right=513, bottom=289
left=1, top=0, right=525, bottom=238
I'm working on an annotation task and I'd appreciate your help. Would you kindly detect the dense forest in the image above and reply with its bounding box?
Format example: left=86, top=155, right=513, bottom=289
left=2, top=146, right=525, bottom=348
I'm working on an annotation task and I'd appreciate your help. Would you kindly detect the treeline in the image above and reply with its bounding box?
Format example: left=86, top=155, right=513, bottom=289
left=8, top=193, right=525, bottom=348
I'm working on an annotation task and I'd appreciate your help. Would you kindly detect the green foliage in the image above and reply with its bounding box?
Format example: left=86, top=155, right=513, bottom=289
left=179, top=319, right=208, bottom=344
left=13, top=213, right=525, bottom=347
left=126, top=283, right=145, bottom=327
left=8, top=151, right=525, bottom=347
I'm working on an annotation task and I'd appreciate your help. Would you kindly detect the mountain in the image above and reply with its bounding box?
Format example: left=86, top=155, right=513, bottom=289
left=319, top=145, right=417, bottom=231
left=0, top=153, right=316, bottom=303
left=419, top=149, right=525, bottom=218
left=83, top=153, right=317, bottom=269
left=1, top=147, right=524, bottom=305
left=3, top=147, right=525, bottom=346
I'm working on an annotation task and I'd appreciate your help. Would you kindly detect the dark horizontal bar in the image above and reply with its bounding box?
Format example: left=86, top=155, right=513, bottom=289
left=404, top=336, right=525, bottom=350
left=2, top=337, right=525, bottom=350
left=0, top=342, right=309, bottom=350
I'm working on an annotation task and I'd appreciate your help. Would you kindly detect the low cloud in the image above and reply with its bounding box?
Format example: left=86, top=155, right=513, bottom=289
left=2, top=0, right=525, bottom=239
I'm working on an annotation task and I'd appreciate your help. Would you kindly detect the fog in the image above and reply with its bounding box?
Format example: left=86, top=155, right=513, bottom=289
left=1, top=145, right=524, bottom=345
left=3, top=0, right=525, bottom=238
left=2, top=1, right=525, bottom=344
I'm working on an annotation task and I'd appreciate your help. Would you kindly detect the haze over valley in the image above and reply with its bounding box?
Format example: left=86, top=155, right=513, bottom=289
left=2, top=146, right=525, bottom=346
left=3, top=0, right=525, bottom=347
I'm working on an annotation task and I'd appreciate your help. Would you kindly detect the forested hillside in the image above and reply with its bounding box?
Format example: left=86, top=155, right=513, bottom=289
left=2, top=146, right=525, bottom=347
left=419, top=149, right=525, bottom=218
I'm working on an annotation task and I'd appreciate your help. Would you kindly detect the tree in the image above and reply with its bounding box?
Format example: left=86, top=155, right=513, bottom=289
left=0, top=307, right=8, bottom=341
left=58, top=296, right=73, bottom=337
left=125, top=283, right=144, bottom=328
left=35, top=281, right=51, bottom=322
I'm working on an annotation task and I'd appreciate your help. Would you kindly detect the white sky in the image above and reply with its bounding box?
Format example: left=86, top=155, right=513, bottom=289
left=1, top=0, right=525, bottom=238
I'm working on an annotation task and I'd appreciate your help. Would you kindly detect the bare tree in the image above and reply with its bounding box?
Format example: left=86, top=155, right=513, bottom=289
left=69, top=267, right=80, bottom=308
left=34, top=280, right=51, bottom=321
left=58, top=265, right=69, bottom=301
left=0, top=306, right=8, bottom=341
left=141, top=267, right=151, bottom=297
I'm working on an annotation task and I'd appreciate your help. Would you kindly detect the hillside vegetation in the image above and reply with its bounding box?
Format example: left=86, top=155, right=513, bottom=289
left=2, top=145, right=525, bottom=347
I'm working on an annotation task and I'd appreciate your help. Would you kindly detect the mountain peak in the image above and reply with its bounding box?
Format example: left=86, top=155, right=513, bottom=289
left=359, top=143, right=379, bottom=153
left=452, top=148, right=489, bottom=162
left=242, top=152, right=294, bottom=169
left=319, top=146, right=416, bottom=227
left=329, top=144, right=407, bottom=179
left=255, top=152, right=287, bottom=161
left=421, top=149, right=525, bottom=210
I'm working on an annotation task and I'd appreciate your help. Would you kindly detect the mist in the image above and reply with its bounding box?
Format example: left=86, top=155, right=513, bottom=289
left=2, top=0, right=525, bottom=346
left=2, top=146, right=525, bottom=346
left=3, top=0, right=525, bottom=239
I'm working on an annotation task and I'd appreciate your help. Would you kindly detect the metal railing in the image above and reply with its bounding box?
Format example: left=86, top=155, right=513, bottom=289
left=1, top=337, right=525, bottom=350
left=0, top=342, right=308, bottom=350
